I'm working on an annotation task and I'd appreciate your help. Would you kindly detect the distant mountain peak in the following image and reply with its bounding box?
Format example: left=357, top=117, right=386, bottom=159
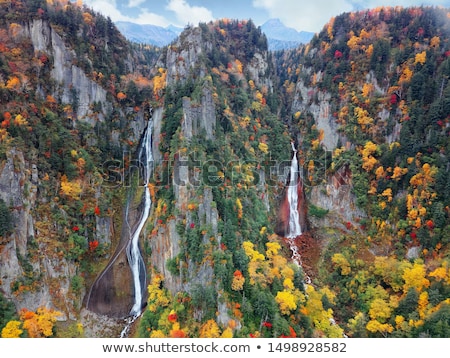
left=115, top=21, right=179, bottom=47
left=166, top=24, right=183, bottom=35
left=264, top=18, right=284, bottom=25
left=261, top=18, right=314, bottom=50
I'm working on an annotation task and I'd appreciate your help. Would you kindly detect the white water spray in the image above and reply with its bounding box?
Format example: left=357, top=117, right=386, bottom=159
left=287, top=142, right=302, bottom=239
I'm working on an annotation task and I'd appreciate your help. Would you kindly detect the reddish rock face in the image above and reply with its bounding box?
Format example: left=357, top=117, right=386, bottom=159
left=281, top=231, right=320, bottom=279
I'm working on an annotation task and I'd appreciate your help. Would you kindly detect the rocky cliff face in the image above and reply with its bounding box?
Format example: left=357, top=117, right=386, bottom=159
left=292, top=80, right=341, bottom=151
left=0, top=147, right=86, bottom=320
left=26, top=20, right=109, bottom=122
left=165, top=26, right=211, bottom=86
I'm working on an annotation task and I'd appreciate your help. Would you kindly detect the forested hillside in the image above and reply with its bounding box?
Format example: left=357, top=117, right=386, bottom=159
left=275, top=6, right=450, bottom=337
left=0, top=1, right=449, bottom=338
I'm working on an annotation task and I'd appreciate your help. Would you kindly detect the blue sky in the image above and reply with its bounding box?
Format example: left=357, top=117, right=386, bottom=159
left=81, top=0, right=450, bottom=33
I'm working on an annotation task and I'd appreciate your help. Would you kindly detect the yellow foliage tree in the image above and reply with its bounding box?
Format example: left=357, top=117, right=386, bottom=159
left=235, top=59, right=243, bottom=74
left=365, top=297, right=397, bottom=336
left=347, top=32, right=361, bottom=51
left=275, top=290, right=297, bottom=315
left=303, top=285, right=343, bottom=337
left=6, top=76, right=21, bottom=91
left=392, top=166, right=408, bottom=180
left=9, top=22, right=22, bottom=38
left=366, top=319, right=393, bottom=336
left=428, top=265, right=448, bottom=282
left=220, top=327, right=233, bottom=338
left=236, top=198, right=243, bottom=219
left=242, top=241, right=266, bottom=285
left=362, top=83, right=374, bottom=98
left=199, top=319, right=221, bottom=338
left=403, top=261, right=430, bottom=293
left=375, top=166, right=385, bottom=179
left=332, top=253, right=351, bottom=275
left=82, top=12, right=93, bottom=26
left=242, top=241, right=264, bottom=261
left=430, top=36, right=440, bottom=49
left=1, top=320, right=23, bottom=338
left=150, top=330, right=166, bottom=338
left=361, top=141, right=378, bottom=171
left=418, top=291, right=429, bottom=319
left=414, top=51, right=426, bottom=65
left=280, top=265, right=295, bottom=282
left=13, top=114, right=28, bottom=126
left=355, top=106, right=374, bottom=130
left=399, top=66, right=413, bottom=85
left=258, top=142, right=269, bottom=154
left=372, top=256, right=411, bottom=292
left=409, top=163, right=437, bottom=189
left=153, top=68, right=167, bottom=98
left=368, top=298, right=392, bottom=321
left=147, top=273, right=171, bottom=312
left=60, top=174, right=82, bottom=200
left=283, top=277, right=294, bottom=290
left=380, top=188, right=393, bottom=202
left=265, top=242, right=280, bottom=258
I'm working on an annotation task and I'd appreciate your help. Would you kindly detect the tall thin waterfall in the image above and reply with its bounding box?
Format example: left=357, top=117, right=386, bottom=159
left=130, top=119, right=153, bottom=316
left=285, top=143, right=310, bottom=285
left=120, top=120, right=153, bottom=337
left=287, top=142, right=302, bottom=238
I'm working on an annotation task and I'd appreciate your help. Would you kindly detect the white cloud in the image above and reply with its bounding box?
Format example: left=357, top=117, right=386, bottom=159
left=130, top=11, right=170, bottom=26
left=82, top=0, right=170, bottom=26
left=127, top=0, right=146, bottom=7
left=165, top=0, right=214, bottom=27
left=82, top=0, right=124, bottom=20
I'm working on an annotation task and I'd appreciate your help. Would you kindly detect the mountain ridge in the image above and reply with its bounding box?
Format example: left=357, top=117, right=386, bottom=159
left=115, top=18, right=314, bottom=50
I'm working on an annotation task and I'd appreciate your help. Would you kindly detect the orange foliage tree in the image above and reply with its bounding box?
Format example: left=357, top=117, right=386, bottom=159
left=19, top=307, right=62, bottom=338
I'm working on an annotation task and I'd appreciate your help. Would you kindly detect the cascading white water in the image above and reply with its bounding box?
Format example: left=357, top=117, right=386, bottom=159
left=120, top=119, right=153, bottom=337
left=287, top=142, right=302, bottom=239
left=285, top=143, right=311, bottom=285
left=130, top=119, right=153, bottom=315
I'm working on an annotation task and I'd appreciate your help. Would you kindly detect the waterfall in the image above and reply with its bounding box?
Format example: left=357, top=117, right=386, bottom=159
left=287, top=142, right=302, bottom=238
left=285, top=143, right=311, bottom=285
left=120, top=119, right=153, bottom=337
left=130, top=119, right=153, bottom=315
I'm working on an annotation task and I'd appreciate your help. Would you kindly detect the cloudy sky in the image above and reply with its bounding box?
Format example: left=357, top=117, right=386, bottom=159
left=80, top=0, right=450, bottom=32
